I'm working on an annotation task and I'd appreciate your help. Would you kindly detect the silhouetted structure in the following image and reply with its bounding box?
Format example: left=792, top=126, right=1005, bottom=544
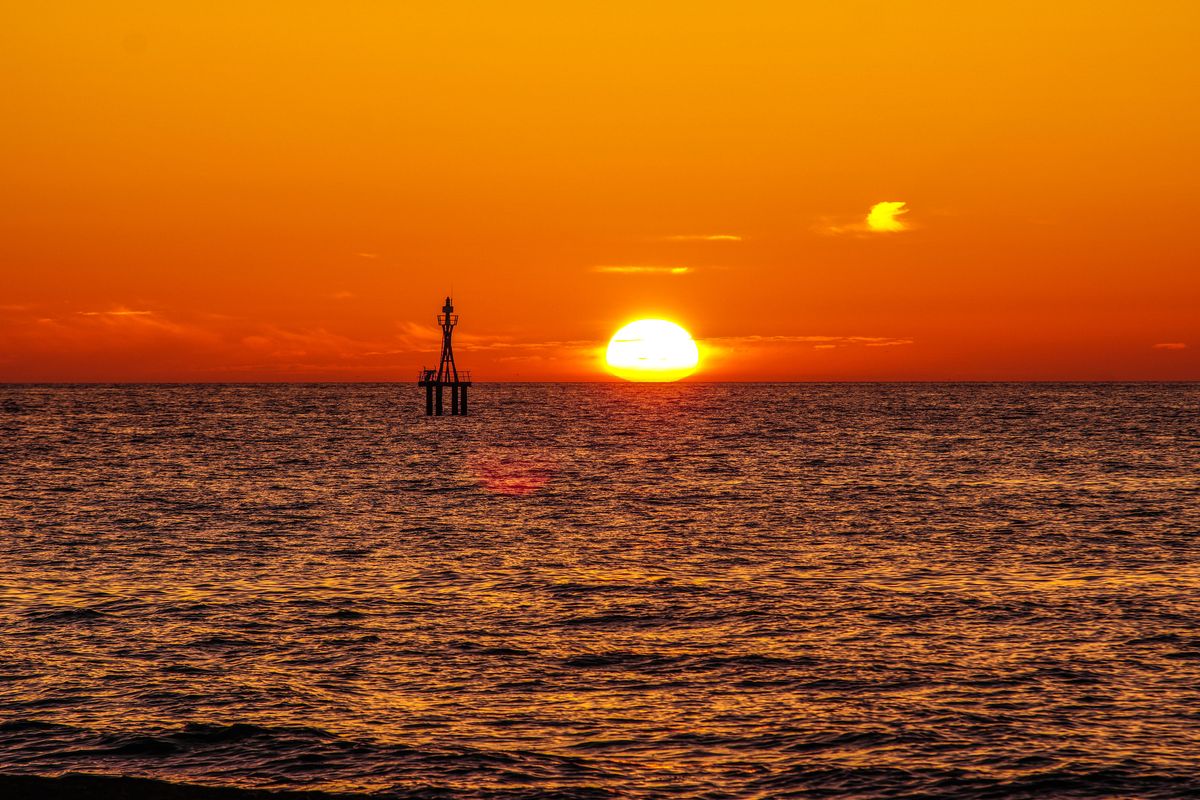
left=418, top=297, right=471, bottom=416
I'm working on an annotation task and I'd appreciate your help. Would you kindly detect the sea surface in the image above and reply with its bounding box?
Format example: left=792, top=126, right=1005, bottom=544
left=1, top=383, right=1198, bottom=799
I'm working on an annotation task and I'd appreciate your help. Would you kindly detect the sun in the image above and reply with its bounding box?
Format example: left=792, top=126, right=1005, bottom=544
left=605, top=319, right=700, bottom=382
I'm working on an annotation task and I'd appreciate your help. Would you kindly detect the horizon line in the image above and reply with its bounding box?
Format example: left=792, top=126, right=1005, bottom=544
left=2, top=380, right=1197, bottom=386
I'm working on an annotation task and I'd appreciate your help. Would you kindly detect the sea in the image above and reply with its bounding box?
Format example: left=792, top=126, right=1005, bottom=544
left=1, top=383, right=1198, bottom=799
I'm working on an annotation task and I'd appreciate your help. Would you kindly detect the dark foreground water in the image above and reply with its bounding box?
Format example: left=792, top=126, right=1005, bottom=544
left=1, top=383, right=1198, bottom=799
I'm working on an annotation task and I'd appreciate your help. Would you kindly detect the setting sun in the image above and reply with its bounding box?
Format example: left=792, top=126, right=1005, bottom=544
left=605, top=319, right=700, bottom=382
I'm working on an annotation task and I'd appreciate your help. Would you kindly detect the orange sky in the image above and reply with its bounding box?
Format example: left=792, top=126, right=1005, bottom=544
left=2, top=1, right=1198, bottom=381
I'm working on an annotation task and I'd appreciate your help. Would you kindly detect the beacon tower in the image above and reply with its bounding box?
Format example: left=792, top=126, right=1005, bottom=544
left=418, top=297, right=471, bottom=415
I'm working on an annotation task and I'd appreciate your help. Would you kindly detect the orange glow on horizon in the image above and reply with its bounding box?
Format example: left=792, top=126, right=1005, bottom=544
left=1, top=2, right=1197, bottom=381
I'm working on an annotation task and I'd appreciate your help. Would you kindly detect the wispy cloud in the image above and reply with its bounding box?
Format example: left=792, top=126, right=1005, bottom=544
left=355, top=252, right=379, bottom=259
left=1153, top=342, right=1187, bottom=350
left=593, top=265, right=691, bottom=275
left=821, top=201, right=913, bottom=236
left=22, top=307, right=219, bottom=346
left=658, top=234, right=743, bottom=242
left=78, top=309, right=153, bottom=317
left=4, top=307, right=532, bottom=378
left=460, top=337, right=596, bottom=354
left=710, top=334, right=914, bottom=349
left=239, top=326, right=389, bottom=360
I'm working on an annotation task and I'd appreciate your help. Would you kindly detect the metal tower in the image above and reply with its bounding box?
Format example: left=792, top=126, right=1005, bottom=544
left=418, top=296, right=472, bottom=415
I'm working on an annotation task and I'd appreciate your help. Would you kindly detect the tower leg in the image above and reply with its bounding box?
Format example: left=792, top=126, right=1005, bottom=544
left=451, top=385, right=460, bottom=415
left=460, top=385, right=468, bottom=416
left=425, top=384, right=433, bottom=416
left=435, top=384, right=443, bottom=415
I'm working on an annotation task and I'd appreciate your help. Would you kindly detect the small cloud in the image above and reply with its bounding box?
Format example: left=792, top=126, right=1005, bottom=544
left=78, top=309, right=153, bottom=317
left=866, top=201, right=909, bottom=232
left=659, top=234, right=743, bottom=242
left=355, top=252, right=379, bottom=259
left=593, top=266, right=690, bottom=275
left=1153, top=342, right=1187, bottom=350
left=331, top=290, right=355, bottom=300
left=710, top=334, right=914, bottom=349
left=821, top=201, right=913, bottom=235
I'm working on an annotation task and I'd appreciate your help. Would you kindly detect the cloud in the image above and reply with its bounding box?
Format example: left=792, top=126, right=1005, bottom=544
left=78, top=309, right=153, bottom=316
left=74, top=308, right=206, bottom=339
left=355, top=252, right=379, bottom=259
left=331, top=290, right=355, bottom=300
left=14, top=308, right=219, bottom=350
left=709, top=334, right=914, bottom=348
left=5, top=307, right=584, bottom=379
left=698, top=334, right=914, bottom=367
left=9, top=307, right=912, bottom=376
left=101, top=312, right=214, bottom=340
left=461, top=338, right=596, bottom=353
left=593, top=265, right=691, bottom=275
left=1153, top=342, right=1187, bottom=350
left=866, top=201, right=909, bottom=232
left=238, top=325, right=391, bottom=361
left=821, top=201, right=912, bottom=235
left=659, top=234, right=743, bottom=242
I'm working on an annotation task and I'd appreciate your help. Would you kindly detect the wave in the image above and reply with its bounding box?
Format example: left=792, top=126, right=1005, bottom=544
left=4, top=763, right=1199, bottom=800
left=0, top=720, right=614, bottom=797
left=0, top=772, right=373, bottom=799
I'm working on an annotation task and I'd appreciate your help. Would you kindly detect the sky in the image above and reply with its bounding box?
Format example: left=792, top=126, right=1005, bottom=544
left=2, top=1, right=1198, bottom=381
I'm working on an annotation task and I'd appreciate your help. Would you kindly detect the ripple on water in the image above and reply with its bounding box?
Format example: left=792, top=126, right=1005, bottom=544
left=1, top=383, right=1199, bottom=798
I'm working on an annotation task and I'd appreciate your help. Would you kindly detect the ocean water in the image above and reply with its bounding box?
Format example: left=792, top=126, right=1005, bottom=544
left=1, top=383, right=1198, bottom=799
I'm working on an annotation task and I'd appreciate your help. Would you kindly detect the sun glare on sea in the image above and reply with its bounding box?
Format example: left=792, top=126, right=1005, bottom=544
left=605, top=319, right=700, bottom=382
